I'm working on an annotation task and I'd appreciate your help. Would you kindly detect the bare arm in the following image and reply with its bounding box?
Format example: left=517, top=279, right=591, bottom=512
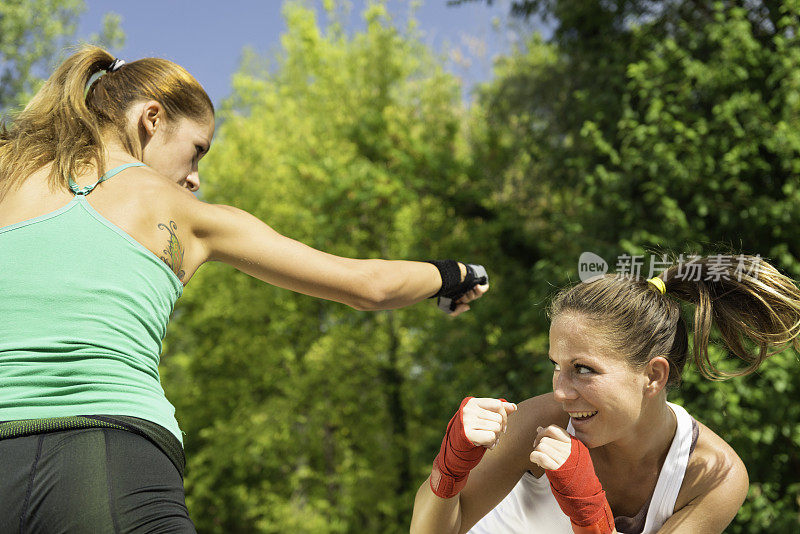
left=185, top=200, right=485, bottom=311
left=411, top=487, right=462, bottom=534
left=410, top=394, right=567, bottom=534
left=656, top=430, right=749, bottom=533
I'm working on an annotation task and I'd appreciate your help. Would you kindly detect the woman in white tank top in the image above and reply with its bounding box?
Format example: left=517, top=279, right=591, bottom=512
left=411, top=257, right=800, bottom=534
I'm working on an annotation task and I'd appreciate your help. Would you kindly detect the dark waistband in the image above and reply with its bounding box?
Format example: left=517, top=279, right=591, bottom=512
left=0, top=415, right=185, bottom=478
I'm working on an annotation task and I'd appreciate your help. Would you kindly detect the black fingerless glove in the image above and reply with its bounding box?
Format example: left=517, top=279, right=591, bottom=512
left=426, top=260, right=489, bottom=313
left=426, top=260, right=462, bottom=298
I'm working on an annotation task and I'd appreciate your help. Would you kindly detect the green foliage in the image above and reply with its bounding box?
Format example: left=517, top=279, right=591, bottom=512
left=0, top=0, right=124, bottom=114
left=162, top=3, right=487, bottom=532
left=671, top=347, right=800, bottom=532
left=160, top=0, right=800, bottom=531
left=468, top=0, right=800, bottom=530
left=11, top=0, right=798, bottom=530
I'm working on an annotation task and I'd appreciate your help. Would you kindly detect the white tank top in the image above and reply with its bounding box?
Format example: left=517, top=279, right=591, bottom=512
left=467, top=402, right=695, bottom=534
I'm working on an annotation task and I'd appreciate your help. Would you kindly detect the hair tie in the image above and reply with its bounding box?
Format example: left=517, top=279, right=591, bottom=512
left=107, top=58, right=126, bottom=72
left=647, top=277, right=666, bottom=295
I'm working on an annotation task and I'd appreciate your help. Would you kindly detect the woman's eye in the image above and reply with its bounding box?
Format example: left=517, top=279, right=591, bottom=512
left=576, top=365, right=594, bottom=374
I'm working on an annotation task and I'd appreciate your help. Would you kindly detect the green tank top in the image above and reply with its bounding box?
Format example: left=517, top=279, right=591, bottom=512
left=0, top=163, right=185, bottom=450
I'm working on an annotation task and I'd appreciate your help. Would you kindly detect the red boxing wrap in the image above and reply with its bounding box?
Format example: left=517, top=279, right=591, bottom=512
left=430, top=397, right=488, bottom=499
left=545, top=436, right=615, bottom=534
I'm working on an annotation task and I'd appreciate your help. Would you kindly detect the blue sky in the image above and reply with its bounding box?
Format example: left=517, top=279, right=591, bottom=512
left=78, top=0, right=549, bottom=107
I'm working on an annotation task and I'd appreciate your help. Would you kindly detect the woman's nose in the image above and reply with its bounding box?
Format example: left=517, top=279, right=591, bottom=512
left=552, top=372, right=578, bottom=402
left=185, top=171, right=200, bottom=192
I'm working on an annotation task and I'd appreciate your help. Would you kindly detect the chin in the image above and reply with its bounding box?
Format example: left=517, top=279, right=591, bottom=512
left=575, top=433, right=603, bottom=448
left=570, top=419, right=615, bottom=449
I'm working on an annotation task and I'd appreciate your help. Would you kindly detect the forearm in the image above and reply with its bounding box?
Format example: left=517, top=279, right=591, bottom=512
left=536, top=429, right=619, bottom=534
left=410, top=476, right=462, bottom=534
left=354, top=259, right=444, bottom=311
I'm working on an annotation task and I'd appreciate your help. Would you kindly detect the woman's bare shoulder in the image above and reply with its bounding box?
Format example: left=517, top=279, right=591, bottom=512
left=92, top=165, right=212, bottom=282
left=127, top=168, right=233, bottom=224
left=116, top=165, right=216, bottom=232
left=122, top=166, right=198, bottom=204
left=675, top=418, right=748, bottom=512
left=515, top=393, right=569, bottom=428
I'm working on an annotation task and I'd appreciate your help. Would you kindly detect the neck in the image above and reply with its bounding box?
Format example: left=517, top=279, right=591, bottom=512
left=98, top=122, right=147, bottom=163
left=594, top=395, right=677, bottom=468
left=100, top=137, right=141, bottom=163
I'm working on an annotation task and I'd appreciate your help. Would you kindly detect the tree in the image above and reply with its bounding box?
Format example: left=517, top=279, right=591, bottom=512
left=0, top=0, right=124, bottom=114
left=161, top=2, right=487, bottom=532
left=463, top=0, right=800, bottom=530
left=159, top=0, right=800, bottom=530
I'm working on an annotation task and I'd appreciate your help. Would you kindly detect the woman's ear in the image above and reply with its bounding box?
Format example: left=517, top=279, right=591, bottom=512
left=139, top=100, right=164, bottom=137
left=644, top=356, right=670, bottom=397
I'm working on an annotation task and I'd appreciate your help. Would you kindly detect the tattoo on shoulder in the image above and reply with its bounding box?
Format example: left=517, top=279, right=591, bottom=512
left=157, top=220, right=186, bottom=281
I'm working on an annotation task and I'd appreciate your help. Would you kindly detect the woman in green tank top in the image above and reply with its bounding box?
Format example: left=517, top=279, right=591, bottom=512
left=0, top=46, right=490, bottom=532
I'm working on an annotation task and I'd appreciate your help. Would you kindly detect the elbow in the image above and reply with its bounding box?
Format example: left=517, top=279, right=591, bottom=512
left=409, top=479, right=462, bottom=534
left=348, top=263, right=392, bottom=311
left=349, top=281, right=390, bottom=311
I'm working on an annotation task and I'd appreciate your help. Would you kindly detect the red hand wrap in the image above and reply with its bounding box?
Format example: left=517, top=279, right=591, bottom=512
left=545, top=436, right=615, bottom=534
left=429, top=397, right=492, bottom=499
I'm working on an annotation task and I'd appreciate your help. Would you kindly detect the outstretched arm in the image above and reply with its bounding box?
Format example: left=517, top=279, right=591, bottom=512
left=186, top=201, right=487, bottom=312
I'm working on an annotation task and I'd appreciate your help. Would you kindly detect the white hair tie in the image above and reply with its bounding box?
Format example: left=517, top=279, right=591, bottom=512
left=107, top=58, right=126, bottom=72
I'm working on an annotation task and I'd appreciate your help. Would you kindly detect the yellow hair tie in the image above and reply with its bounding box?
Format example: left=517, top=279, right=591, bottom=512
left=647, top=277, right=666, bottom=295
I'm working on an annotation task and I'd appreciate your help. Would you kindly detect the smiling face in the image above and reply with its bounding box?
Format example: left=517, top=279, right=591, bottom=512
left=137, top=104, right=215, bottom=191
left=548, top=313, right=652, bottom=448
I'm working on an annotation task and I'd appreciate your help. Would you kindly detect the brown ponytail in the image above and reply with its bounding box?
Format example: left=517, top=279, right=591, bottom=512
left=0, top=45, right=213, bottom=199
left=549, top=255, right=800, bottom=387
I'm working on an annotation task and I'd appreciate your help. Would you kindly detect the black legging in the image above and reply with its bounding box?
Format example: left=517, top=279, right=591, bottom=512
left=0, top=427, right=195, bottom=533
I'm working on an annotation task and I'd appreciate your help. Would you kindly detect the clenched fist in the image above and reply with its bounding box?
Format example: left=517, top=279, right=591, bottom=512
left=462, top=397, right=518, bottom=449
left=429, top=396, right=517, bottom=499
left=529, top=424, right=572, bottom=470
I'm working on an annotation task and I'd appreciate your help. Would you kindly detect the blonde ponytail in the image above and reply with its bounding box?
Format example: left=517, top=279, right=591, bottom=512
left=0, top=46, right=114, bottom=198
left=0, top=44, right=213, bottom=199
